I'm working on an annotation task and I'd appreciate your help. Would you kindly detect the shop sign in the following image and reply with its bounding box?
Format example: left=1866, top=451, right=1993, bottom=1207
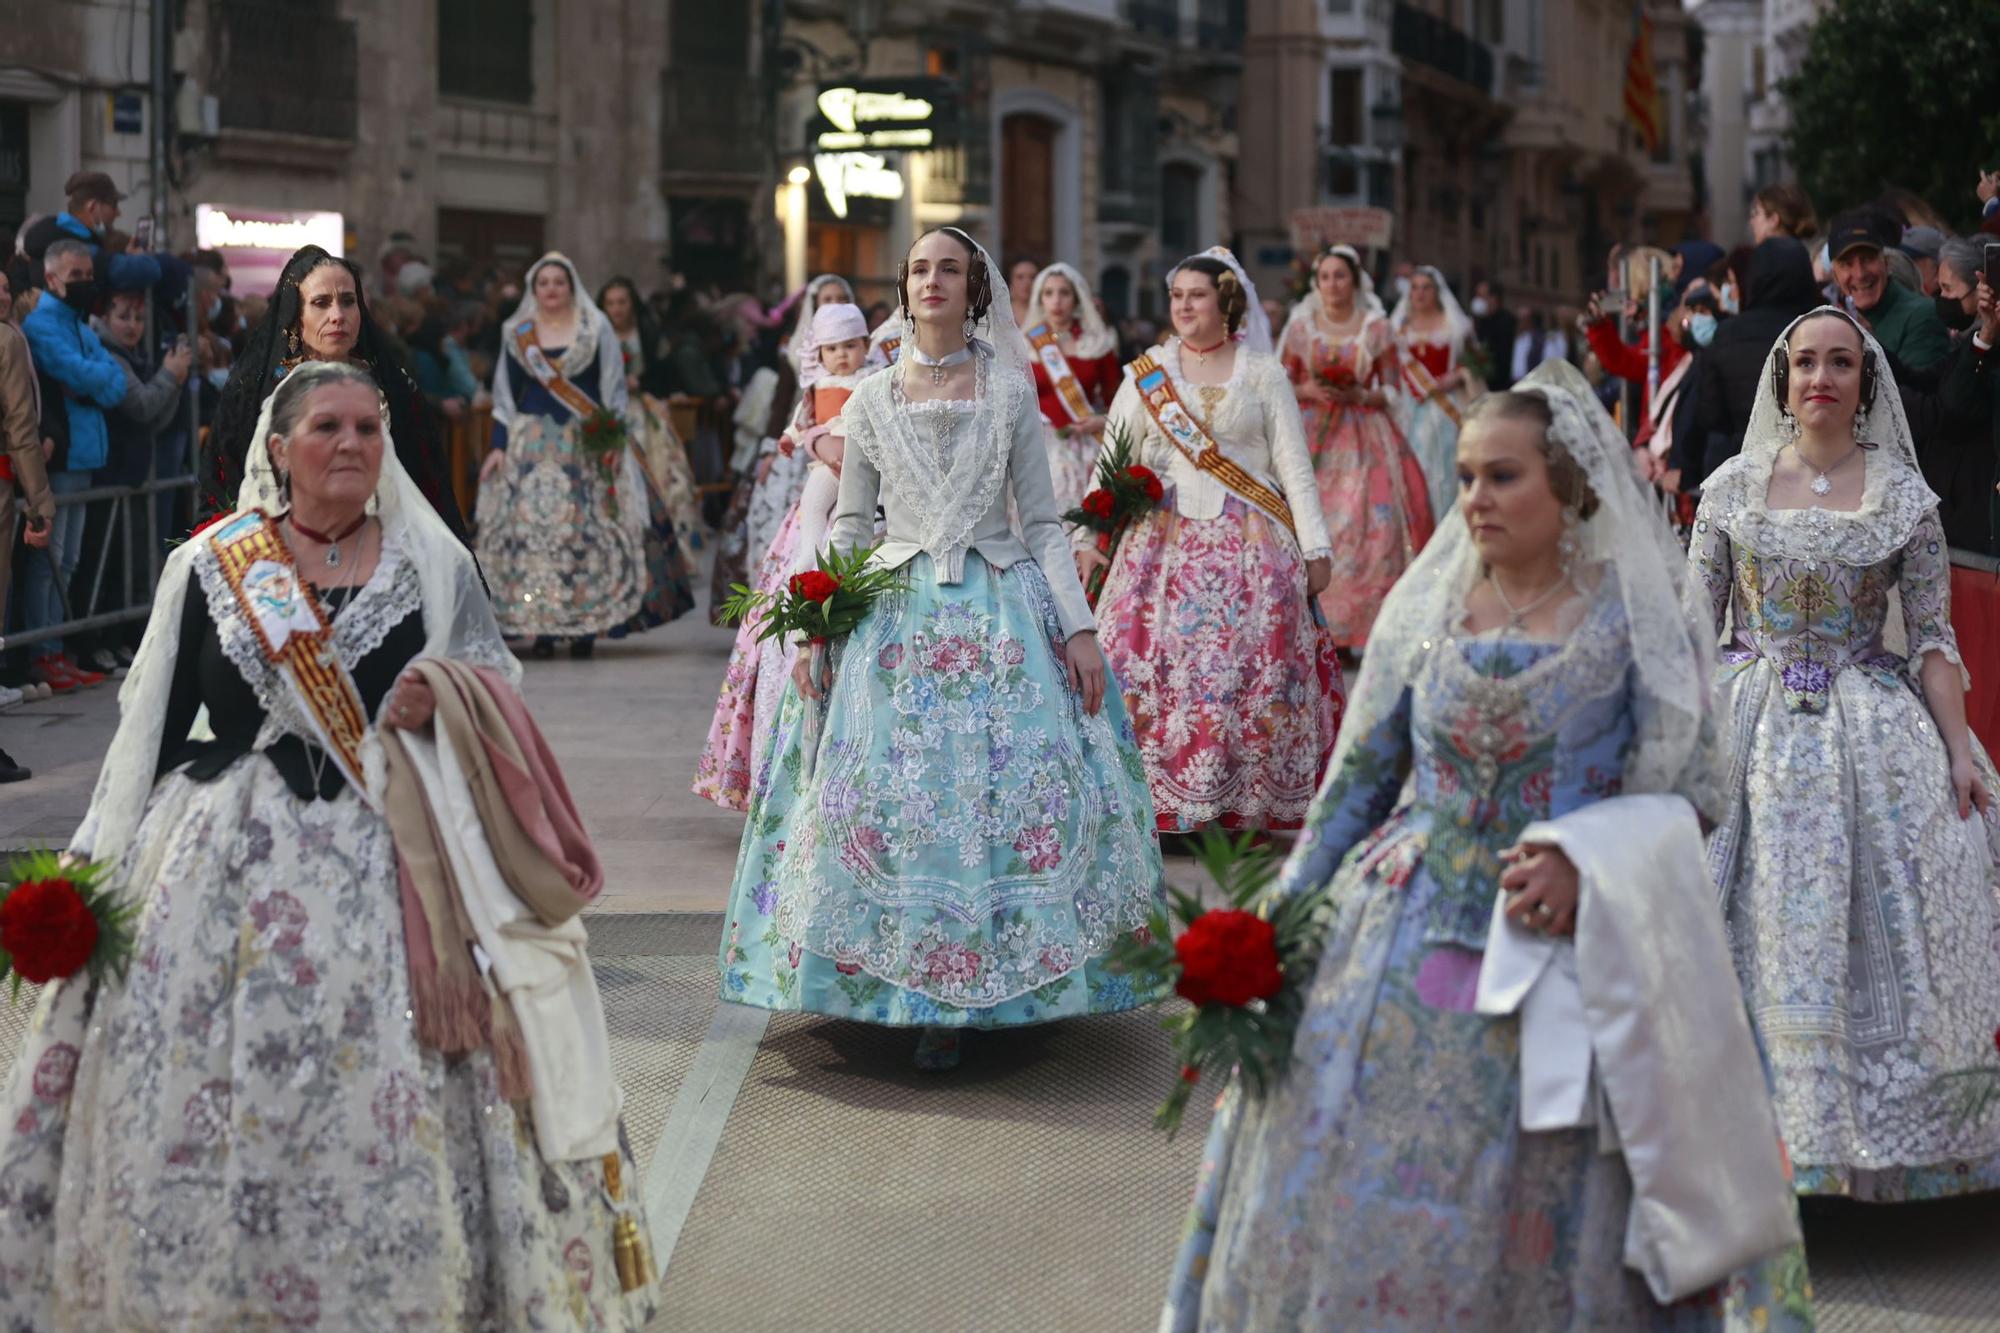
left=813, top=152, right=903, bottom=220
left=194, top=204, right=344, bottom=295
left=813, top=78, right=956, bottom=151
left=1289, top=206, right=1395, bottom=253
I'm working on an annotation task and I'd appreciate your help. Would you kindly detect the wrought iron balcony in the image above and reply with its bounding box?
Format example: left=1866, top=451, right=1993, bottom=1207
left=662, top=67, right=766, bottom=177
left=1391, top=2, right=1494, bottom=95
left=212, top=1, right=358, bottom=141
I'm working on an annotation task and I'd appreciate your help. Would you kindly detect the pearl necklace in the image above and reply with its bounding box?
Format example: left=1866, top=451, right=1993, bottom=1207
left=1489, top=570, right=1572, bottom=631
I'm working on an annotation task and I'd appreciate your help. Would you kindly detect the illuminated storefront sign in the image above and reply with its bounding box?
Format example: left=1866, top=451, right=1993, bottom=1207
left=812, top=78, right=956, bottom=152
left=813, top=151, right=904, bottom=220
left=195, top=204, right=345, bottom=295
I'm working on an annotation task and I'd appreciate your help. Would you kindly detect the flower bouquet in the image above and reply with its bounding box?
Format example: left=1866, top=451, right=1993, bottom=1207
left=577, top=406, right=629, bottom=465
left=720, top=544, right=906, bottom=780
left=1062, top=425, right=1163, bottom=607
left=1109, top=829, right=1335, bottom=1137
left=1, top=850, right=138, bottom=999
left=1458, top=338, right=1495, bottom=394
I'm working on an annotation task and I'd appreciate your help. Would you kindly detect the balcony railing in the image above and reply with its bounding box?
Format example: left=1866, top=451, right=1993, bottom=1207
left=213, top=1, right=358, bottom=141
left=1391, top=2, right=1494, bottom=95
left=662, top=67, right=765, bottom=177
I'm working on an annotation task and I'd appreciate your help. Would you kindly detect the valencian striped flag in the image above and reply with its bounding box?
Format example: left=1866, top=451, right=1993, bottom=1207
left=1623, top=3, right=1664, bottom=156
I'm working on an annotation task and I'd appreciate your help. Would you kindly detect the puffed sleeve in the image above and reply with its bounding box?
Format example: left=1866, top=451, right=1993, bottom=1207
left=1010, top=378, right=1096, bottom=638
left=1270, top=689, right=1414, bottom=903
left=1683, top=491, right=1735, bottom=642
left=1899, top=506, right=1967, bottom=684
left=1259, top=358, right=1333, bottom=560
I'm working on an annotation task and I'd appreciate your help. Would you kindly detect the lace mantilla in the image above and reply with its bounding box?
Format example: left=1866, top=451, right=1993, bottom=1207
left=195, top=531, right=419, bottom=746
left=845, top=342, right=1020, bottom=568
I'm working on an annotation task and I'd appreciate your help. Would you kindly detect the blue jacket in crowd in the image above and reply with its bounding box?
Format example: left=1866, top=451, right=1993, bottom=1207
left=23, top=295, right=129, bottom=474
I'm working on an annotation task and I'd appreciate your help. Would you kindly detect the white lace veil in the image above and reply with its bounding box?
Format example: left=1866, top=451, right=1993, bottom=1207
left=842, top=227, right=1031, bottom=566
left=1027, top=262, right=1116, bottom=359
left=1166, top=246, right=1271, bottom=355
left=1321, top=356, right=1725, bottom=822
left=1389, top=265, right=1474, bottom=352
left=1279, top=245, right=1388, bottom=360
left=70, top=360, right=516, bottom=869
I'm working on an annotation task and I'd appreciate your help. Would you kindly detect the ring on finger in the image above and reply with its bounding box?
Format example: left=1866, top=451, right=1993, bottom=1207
left=1532, top=902, right=1555, bottom=924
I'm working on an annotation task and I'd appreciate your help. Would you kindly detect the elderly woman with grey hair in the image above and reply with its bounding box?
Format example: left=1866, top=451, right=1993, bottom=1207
left=1899, top=233, right=2000, bottom=552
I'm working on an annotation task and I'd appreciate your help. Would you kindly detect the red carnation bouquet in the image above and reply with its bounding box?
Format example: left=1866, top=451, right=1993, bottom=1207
left=1062, top=425, right=1163, bottom=607
left=1, top=850, right=137, bottom=999
left=577, top=406, right=629, bottom=464
left=1110, top=830, right=1336, bottom=1136
left=719, top=543, right=905, bottom=650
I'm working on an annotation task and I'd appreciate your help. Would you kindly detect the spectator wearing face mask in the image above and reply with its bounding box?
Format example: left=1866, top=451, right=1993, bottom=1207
left=1643, top=284, right=1722, bottom=495
left=1894, top=237, right=2000, bottom=553
left=1827, top=209, right=1953, bottom=373
left=1687, top=236, right=1821, bottom=487
left=19, top=238, right=126, bottom=693
left=1901, top=226, right=1948, bottom=298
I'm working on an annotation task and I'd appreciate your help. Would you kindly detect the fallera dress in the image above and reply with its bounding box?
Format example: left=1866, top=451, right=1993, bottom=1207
left=0, top=531, right=656, bottom=1331
left=1162, top=577, right=1813, bottom=1330
left=719, top=345, right=1166, bottom=1027
left=1692, top=449, right=2000, bottom=1200
left=1093, top=340, right=1343, bottom=832
left=1280, top=309, right=1436, bottom=647
left=1396, top=324, right=1478, bottom=524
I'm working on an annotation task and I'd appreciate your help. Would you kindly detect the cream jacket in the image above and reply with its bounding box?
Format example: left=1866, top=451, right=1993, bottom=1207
left=1100, top=341, right=1332, bottom=560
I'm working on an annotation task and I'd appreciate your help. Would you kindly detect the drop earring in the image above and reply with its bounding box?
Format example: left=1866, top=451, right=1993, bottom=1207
left=1778, top=410, right=1800, bottom=445
left=287, top=327, right=301, bottom=358
left=1557, top=505, right=1581, bottom=571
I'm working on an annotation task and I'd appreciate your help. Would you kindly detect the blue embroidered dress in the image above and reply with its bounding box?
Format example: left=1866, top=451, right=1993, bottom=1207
left=476, top=260, right=693, bottom=639
left=719, top=346, right=1167, bottom=1028
left=1163, top=579, right=1812, bottom=1330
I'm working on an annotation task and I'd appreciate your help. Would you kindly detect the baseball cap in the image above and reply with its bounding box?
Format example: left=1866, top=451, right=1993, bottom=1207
left=64, top=171, right=124, bottom=206
left=1827, top=211, right=1898, bottom=261
left=1898, top=225, right=1947, bottom=261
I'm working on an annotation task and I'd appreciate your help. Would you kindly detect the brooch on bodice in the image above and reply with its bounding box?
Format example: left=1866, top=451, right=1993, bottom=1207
left=1458, top=672, right=1529, bottom=797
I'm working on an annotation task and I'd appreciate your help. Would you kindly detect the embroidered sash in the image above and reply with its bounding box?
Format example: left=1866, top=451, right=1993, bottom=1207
left=209, top=511, right=376, bottom=804
left=1128, top=353, right=1296, bottom=537
left=511, top=321, right=600, bottom=420
left=1401, top=347, right=1464, bottom=428
left=1026, top=322, right=1091, bottom=425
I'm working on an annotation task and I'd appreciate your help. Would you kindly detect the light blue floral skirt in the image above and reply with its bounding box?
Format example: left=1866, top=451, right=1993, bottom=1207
left=1162, top=855, right=1815, bottom=1331
left=1406, top=393, right=1466, bottom=527
left=719, top=553, right=1167, bottom=1028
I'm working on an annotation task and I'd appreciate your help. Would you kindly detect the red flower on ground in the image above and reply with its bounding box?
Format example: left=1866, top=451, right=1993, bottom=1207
left=789, top=569, right=842, bottom=603
left=1081, top=489, right=1115, bottom=520
left=0, top=878, right=100, bottom=985
left=1125, top=465, right=1165, bottom=504
left=1173, top=908, right=1282, bottom=1008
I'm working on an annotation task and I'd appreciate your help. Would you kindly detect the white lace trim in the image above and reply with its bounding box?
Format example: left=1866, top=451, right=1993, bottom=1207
left=1705, top=450, right=1939, bottom=566
left=848, top=342, right=1018, bottom=567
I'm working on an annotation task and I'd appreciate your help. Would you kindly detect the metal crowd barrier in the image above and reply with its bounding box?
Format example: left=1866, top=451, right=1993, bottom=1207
left=1, top=469, right=197, bottom=653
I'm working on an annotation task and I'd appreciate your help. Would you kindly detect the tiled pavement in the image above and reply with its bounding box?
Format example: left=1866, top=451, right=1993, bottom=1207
left=2, top=589, right=1995, bottom=1330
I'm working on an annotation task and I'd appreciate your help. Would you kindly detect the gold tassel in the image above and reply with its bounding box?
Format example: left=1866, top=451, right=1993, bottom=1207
left=603, top=1151, right=656, bottom=1294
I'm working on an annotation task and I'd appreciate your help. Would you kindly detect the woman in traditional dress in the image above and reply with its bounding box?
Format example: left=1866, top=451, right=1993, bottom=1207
left=1281, top=245, right=1435, bottom=650
left=1689, top=306, right=2000, bottom=1200
left=476, top=253, right=693, bottom=658
left=1390, top=264, right=1483, bottom=522
left=719, top=228, right=1163, bottom=1070
left=1163, top=359, right=1812, bottom=1332
left=1081, top=247, right=1341, bottom=833
left=209, top=244, right=465, bottom=539
left=1023, top=262, right=1122, bottom=515
left=600, top=276, right=707, bottom=561
left=692, top=302, right=880, bottom=811
left=0, top=361, right=656, bottom=1330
